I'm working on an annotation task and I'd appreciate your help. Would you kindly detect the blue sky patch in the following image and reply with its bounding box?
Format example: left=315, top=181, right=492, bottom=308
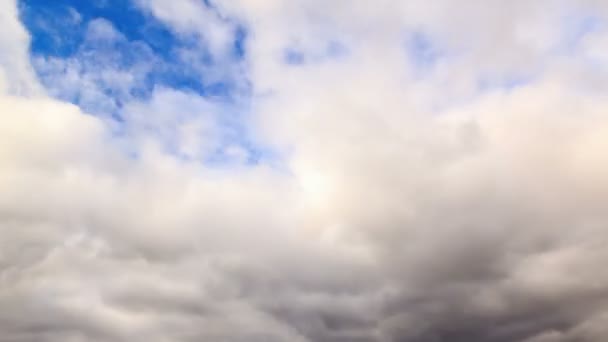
left=284, top=48, right=306, bottom=65
left=19, top=0, right=249, bottom=112
left=18, top=0, right=266, bottom=165
left=406, top=31, right=441, bottom=69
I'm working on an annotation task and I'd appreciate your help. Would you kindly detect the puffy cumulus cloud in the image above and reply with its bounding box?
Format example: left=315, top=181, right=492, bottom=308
left=3, top=0, right=608, bottom=341
left=0, top=0, right=40, bottom=95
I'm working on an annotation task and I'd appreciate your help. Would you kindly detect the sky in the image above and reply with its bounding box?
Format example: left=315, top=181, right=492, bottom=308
left=2, top=0, right=608, bottom=341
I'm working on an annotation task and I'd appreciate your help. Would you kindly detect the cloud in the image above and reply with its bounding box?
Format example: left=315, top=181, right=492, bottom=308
left=0, top=0, right=41, bottom=95
left=3, top=0, right=608, bottom=341
left=135, top=0, right=239, bottom=60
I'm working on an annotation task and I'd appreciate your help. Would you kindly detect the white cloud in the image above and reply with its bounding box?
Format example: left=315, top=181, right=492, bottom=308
left=86, top=18, right=123, bottom=42
left=0, top=0, right=41, bottom=95
left=136, top=0, right=236, bottom=58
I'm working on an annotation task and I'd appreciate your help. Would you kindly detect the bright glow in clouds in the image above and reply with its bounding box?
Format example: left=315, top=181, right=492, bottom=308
left=3, top=0, right=608, bottom=341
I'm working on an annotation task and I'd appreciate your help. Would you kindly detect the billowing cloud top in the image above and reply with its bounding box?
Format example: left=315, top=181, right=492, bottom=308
left=2, top=0, right=608, bottom=341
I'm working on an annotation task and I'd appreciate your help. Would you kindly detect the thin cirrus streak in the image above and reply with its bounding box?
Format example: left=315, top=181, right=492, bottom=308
left=2, top=0, right=608, bottom=341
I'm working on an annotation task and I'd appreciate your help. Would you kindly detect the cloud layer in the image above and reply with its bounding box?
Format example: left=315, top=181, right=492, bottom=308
left=2, top=0, right=608, bottom=341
